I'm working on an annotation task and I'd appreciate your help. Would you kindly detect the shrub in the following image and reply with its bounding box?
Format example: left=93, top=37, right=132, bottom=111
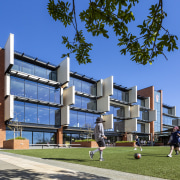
left=75, top=139, right=95, bottom=142
left=8, top=136, right=26, bottom=140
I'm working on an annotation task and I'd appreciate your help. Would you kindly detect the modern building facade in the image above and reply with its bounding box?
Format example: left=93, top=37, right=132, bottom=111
left=0, top=33, right=178, bottom=148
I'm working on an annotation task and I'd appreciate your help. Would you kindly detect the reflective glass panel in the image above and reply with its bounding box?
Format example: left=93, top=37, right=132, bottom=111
left=38, top=105, right=49, bottom=125
left=25, top=80, right=37, bottom=99
left=25, top=103, right=37, bottom=123
left=70, top=111, right=78, bottom=127
left=10, top=77, right=24, bottom=97
left=33, top=132, right=43, bottom=144
left=13, top=101, right=24, bottom=122
left=35, top=66, right=47, bottom=79
left=38, top=84, right=49, bottom=102
left=78, top=112, right=86, bottom=128
left=22, top=61, right=34, bottom=75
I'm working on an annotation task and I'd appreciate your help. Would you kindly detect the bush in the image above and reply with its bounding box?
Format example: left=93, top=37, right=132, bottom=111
left=116, top=141, right=135, bottom=143
left=75, top=139, right=95, bottom=142
left=8, top=136, right=26, bottom=140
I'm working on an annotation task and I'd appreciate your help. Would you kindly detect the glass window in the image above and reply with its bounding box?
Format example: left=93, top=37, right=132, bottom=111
left=85, top=113, right=95, bottom=129
left=74, top=78, right=82, bottom=92
left=25, top=103, right=37, bottom=123
left=22, top=131, right=32, bottom=144
left=11, top=77, right=24, bottom=97
left=33, top=132, right=43, bottom=144
left=22, top=61, right=34, bottom=75
left=25, top=80, right=37, bottom=99
left=38, top=105, right=49, bottom=125
left=34, top=66, right=47, bottom=79
left=50, top=87, right=60, bottom=104
left=78, top=112, right=85, bottom=128
left=13, top=101, right=24, bottom=122
left=38, top=84, right=49, bottom=102
left=50, top=107, right=60, bottom=126
left=82, top=97, right=96, bottom=110
left=70, top=111, right=78, bottom=127
left=12, top=59, right=22, bottom=71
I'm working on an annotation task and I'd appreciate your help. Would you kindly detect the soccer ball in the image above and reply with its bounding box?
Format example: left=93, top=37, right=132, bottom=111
left=134, top=153, right=141, bottom=159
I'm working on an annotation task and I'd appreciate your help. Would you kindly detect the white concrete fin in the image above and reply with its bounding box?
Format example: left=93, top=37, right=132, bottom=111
left=5, top=73, right=10, bottom=96
left=103, top=76, right=113, bottom=97
left=125, top=118, right=137, bottom=132
left=172, top=106, right=176, bottom=116
left=97, top=79, right=103, bottom=97
left=124, top=106, right=130, bottom=118
left=102, top=114, right=113, bottom=130
left=57, top=57, right=70, bottom=85
left=5, top=95, right=14, bottom=121
left=149, top=110, right=157, bottom=122
left=129, top=86, right=137, bottom=103
left=130, top=105, right=140, bottom=118
left=97, top=96, right=110, bottom=112
left=5, top=33, right=14, bottom=73
left=63, top=86, right=75, bottom=106
left=145, top=97, right=150, bottom=109
left=145, top=123, right=150, bottom=134
left=61, top=105, right=69, bottom=125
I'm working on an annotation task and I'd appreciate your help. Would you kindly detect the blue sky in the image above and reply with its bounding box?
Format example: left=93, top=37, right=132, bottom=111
left=0, top=1, right=180, bottom=115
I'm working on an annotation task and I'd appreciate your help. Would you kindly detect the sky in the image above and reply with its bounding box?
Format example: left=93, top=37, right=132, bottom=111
left=0, top=0, right=180, bottom=115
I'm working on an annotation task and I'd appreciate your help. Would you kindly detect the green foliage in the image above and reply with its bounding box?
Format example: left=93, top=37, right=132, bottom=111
left=75, top=139, right=95, bottom=142
left=8, top=136, right=26, bottom=140
left=47, top=0, right=178, bottom=65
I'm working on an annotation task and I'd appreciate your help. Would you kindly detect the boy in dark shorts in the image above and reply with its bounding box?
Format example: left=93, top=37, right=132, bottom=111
left=167, top=126, right=180, bottom=157
left=89, top=117, right=107, bottom=161
left=134, top=135, right=142, bottom=151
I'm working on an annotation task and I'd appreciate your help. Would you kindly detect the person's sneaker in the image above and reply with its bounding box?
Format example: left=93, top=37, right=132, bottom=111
left=175, top=152, right=179, bottom=155
left=89, top=151, right=94, bottom=160
left=99, top=158, right=104, bottom=161
left=167, top=154, right=172, bottom=157
left=134, top=148, right=137, bottom=150
left=141, top=149, right=142, bottom=151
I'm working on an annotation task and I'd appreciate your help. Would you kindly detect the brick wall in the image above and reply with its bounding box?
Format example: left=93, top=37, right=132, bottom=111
left=138, top=86, right=154, bottom=140
left=57, top=126, right=63, bottom=146
left=0, top=49, right=5, bottom=148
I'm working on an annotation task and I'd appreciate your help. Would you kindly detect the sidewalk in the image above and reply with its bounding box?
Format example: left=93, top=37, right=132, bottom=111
left=0, top=150, right=167, bottom=180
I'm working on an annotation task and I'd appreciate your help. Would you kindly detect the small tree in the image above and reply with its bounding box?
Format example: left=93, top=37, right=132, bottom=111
left=8, top=120, right=23, bottom=139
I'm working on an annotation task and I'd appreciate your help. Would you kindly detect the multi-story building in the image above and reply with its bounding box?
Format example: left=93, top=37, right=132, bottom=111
left=0, top=33, right=177, bottom=148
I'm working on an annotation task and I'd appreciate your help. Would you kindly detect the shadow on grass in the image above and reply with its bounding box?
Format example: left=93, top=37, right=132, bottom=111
left=43, top=157, right=87, bottom=162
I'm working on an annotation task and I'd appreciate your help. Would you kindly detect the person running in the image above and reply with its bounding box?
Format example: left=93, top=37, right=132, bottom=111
left=89, top=117, right=107, bottom=161
left=167, top=126, right=180, bottom=157
left=134, top=135, right=142, bottom=151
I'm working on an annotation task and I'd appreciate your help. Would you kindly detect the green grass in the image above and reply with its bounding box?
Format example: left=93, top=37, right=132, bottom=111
left=2, top=146, right=179, bottom=180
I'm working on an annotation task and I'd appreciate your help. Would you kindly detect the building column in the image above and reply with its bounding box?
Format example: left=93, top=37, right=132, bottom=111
left=57, top=126, right=63, bottom=146
left=0, top=49, right=5, bottom=148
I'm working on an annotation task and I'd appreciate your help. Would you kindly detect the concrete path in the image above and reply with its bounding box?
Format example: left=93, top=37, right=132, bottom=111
left=0, top=150, right=167, bottom=180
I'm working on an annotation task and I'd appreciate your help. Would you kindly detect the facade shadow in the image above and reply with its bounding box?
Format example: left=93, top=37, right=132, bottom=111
left=0, top=169, right=111, bottom=180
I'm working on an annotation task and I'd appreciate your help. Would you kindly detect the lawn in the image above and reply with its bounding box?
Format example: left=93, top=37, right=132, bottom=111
left=3, top=146, right=179, bottom=180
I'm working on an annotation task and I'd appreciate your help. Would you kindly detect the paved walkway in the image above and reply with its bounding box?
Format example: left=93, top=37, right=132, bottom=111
left=0, top=150, right=167, bottom=180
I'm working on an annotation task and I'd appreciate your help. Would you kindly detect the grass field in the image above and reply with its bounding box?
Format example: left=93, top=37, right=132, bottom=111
left=3, top=146, right=179, bottom=180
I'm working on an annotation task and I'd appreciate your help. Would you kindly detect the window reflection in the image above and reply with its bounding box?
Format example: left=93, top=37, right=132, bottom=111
left=70, top=110, right=98, bottom=129
left=12, top=59, right=57, bottom=81
left=13, top=101, right=60, bottom=126
left=69, top=77, right=97, bottom=96
left=25, top=103, right=37, bottom=123
left=11, top=76, right=60, bottom=104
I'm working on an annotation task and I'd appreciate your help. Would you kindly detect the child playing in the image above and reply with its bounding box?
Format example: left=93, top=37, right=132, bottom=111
left=134, top=135, right=142, bottom=151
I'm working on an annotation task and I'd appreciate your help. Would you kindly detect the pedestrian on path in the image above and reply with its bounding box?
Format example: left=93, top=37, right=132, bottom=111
left=89, top=117, right=107, bottom=161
